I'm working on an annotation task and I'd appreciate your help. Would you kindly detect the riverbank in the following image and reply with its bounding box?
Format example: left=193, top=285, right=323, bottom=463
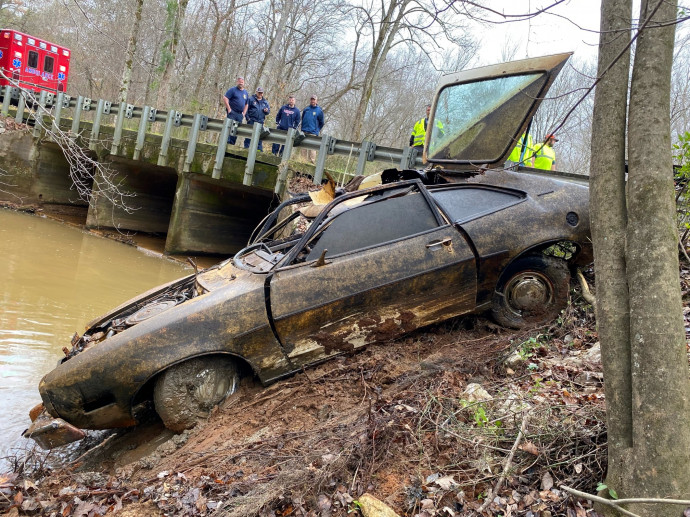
left=0, top=269, right=616, bottom=517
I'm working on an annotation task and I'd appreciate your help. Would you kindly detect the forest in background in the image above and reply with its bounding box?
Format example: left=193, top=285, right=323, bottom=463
left=1, top=0, right=690, bottom=175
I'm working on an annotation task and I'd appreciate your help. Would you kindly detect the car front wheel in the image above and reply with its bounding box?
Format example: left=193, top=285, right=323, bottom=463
left=153, top=356, right=239, bottom=432
left=491, top=255, right=570, bottom=329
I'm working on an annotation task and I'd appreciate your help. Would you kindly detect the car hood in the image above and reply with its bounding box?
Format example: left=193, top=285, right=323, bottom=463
left=425, top=52, right=571, bottom=169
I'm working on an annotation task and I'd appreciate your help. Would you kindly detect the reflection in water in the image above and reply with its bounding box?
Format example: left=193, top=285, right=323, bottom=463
left=0, top=210, right=190, bottom=461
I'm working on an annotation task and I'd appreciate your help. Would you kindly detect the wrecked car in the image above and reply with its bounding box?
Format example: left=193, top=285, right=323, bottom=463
left=26, top=52, right=592, bottom=448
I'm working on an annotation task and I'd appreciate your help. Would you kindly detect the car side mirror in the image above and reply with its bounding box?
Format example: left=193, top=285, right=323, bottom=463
left=311, top=249, right=329, bottom=268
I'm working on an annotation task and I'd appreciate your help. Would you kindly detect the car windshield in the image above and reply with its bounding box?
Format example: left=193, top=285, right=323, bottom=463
left=428, top=72, right=548, bottom=163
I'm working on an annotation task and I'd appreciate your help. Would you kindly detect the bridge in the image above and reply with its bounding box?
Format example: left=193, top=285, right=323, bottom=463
left=0, top=85, right=424, bottom=256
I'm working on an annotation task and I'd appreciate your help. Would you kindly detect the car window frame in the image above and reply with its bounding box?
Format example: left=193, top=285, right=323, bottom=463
left=276, top=179, right=448, bottom=270
left=428, top=184, right=527, bottom=225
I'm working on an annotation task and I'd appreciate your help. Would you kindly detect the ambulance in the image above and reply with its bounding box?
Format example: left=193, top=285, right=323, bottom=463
left=0, top=29, right=70, bottom=94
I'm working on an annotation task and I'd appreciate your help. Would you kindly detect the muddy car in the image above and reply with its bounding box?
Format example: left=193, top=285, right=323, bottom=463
left=26, top=52, right=591, bottom=447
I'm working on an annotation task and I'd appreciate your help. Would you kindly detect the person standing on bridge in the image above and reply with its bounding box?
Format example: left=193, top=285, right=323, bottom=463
left=409, top=104, right=443, bottom=151
left=300, top=95, right=325, bottom=164
left=244, top=87, right=270, bottom=151
left=273, top=95, right=301, bottom=156
left=533, top=133, right=558, bottom=171
left=223, top=76, right=249, bottom=146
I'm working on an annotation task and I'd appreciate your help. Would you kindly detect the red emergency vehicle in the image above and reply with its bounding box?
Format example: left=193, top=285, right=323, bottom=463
left=0, top=29, right=70, bottom=93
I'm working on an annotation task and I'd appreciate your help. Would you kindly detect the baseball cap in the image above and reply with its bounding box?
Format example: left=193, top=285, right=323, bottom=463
left=310, top=95, right=317, bottom=100
left=256, top=87, right=264, bottom=93
left=546, top=133, right=558, bottom=141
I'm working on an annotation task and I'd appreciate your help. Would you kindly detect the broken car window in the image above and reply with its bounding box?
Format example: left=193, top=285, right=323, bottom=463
left=431, top=187, right=525, bottom=224
left=428, top=73, right=548, bottom=163
left=303, top=190, right=439, bottom=261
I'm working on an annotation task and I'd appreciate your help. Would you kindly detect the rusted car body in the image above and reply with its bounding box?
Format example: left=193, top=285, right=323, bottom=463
left=27, top=52, right=592, bottom=446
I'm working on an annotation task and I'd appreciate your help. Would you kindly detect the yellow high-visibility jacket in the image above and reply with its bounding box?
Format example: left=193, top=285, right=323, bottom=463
left=508, top=133, right=534, bottom=164
left=533, top=143, right=556, bottom=170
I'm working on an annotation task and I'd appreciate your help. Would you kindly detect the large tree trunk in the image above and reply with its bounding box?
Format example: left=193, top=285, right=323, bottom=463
left=588, top=0, right=633, bottom=497
left=625, top=0, right=690, bottom=514
left=118, top=0, right=144, bottom=104
left=592, top=1, right=690, bottom=514
left=156, top=0, right=190, bottom=108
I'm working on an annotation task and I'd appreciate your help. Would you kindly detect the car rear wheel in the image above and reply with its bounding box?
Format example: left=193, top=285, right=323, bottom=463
left=491, top=255, right=570, bottom=329
left=154, top=356, right=239, bottom=432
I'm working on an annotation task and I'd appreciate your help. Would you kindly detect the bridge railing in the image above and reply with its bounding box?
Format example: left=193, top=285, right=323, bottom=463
left=1, top=85, right=423, bottom=195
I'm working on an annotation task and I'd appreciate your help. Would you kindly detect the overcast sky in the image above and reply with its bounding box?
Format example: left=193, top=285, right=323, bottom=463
left=472, top=0, right=603, bottom=65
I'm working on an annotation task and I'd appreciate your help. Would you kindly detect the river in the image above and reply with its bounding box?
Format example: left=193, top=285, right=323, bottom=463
left=0, top=209, right=192, bottom=463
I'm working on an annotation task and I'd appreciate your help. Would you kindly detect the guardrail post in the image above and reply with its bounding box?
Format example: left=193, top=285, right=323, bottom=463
left=133, top=105, right=151, bottom=160
left=355, top=140, right=376, bottom=176
left=183, top=113, right=203, bottom=173
left=89, top=99, right=106, bottom=150
left=314, top=134, right=334, bottom=184
left=275, top=128, right=296, bottom=195
left=70, top=95, right=84, bottom=140
left=212, top=117, right=232, bottom=178
left=1, top=85, right=11, bottom=116
left=51, top=92, right=65, bottom=140
left=243, top=122, right=262, bottom=186
left=111, top=102, right=127, bottom=156
left=14, top=92, right=25, bottom=124
left=32, top=90, right=47, bottom=137
left=400, top=146, right=418, bottom=170
left=158, top=108, right=176, bottom=167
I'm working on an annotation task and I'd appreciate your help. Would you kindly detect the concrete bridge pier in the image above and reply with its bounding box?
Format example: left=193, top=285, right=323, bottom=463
left=85, top=156, right=177, bottom=234
left=165, top=172, right=278, bottom=256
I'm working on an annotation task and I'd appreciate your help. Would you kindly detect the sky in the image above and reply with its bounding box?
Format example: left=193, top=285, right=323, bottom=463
left=472, top=0, right=603, bottom=66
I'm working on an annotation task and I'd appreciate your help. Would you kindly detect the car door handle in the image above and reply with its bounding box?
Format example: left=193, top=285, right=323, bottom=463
left=426, top=237, right=452, bottom=250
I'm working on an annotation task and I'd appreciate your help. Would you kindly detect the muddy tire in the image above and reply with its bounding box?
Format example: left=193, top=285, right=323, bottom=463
left=491, top=255, right=570, bottom=329
left=153, top=356, right=239, bottom=432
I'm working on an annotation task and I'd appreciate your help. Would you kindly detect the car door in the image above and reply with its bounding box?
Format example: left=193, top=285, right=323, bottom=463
left=268, top=182, right=477, bottom=368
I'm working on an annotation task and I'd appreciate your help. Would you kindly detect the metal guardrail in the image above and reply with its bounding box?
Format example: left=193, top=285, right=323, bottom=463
left=1, top=85, right=424, bottom=194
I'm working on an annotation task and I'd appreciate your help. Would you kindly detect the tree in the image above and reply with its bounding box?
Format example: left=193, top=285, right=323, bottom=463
left=589, top=0, right=690, bottom=515
left=155, top=0, right=190, bottom=108
left=118, top=0, right=145, bottom=103
left=344, top=0, right=476, bottom=141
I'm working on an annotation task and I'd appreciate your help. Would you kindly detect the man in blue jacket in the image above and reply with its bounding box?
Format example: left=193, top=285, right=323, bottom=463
left=301, top=95, right=325, bottom=163
left=273, top=95, right=301, bottom=156
left=244, top=87, right=270, bottom=151
left=223, top=76, right=249, bottom=145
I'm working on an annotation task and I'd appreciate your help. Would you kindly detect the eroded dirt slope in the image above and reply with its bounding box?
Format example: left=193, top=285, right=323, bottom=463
left=2, top=283, right=619, bottom=516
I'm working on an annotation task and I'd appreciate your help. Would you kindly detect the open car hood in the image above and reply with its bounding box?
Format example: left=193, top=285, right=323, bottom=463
left=425, top=52, right=571, bottom=170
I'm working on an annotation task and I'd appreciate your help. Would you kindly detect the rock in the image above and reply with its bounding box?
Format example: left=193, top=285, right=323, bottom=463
left=573, top=371, right=603, bottom=386
left=505, top=350, right=525, bottom=368
left=463, top=383, right=492, bottom=402
left=358, top=493, right=400, bottom=517
left=581, top=342, right=601, bottom=364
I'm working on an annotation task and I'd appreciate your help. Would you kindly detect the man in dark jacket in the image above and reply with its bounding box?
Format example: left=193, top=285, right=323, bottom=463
left=301, top=95, right=325, bottom=163
left=223, top=76, right=249, bottom=145
left=273, top=96, right=301, bottom=156
left=244, top=87, right=271, bottom=151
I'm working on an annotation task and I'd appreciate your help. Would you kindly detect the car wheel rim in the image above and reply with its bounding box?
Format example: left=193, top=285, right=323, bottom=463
left=505, top=271, right=554, bottom=316
left=192, top=367, right=236, bottom=412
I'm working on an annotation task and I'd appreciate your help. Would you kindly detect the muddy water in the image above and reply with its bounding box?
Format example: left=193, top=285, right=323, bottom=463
left=0, top=210, right=191, bottom=462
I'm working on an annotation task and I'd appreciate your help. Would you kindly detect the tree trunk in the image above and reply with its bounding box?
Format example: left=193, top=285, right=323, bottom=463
left=118, top=0, right=144, bottom=104
left=350, top=0, right=409, bottom=141
left=625, top=0, right=690, bottom=514
left=254, top=0, right=293, bottom=92
left=588, top=0, right=633, bottom=499
left=156, top=0, right=190, bottom=108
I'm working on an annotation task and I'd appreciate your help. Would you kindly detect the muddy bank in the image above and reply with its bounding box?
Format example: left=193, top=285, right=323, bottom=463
left=1, top=277, right=618, bottom=516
